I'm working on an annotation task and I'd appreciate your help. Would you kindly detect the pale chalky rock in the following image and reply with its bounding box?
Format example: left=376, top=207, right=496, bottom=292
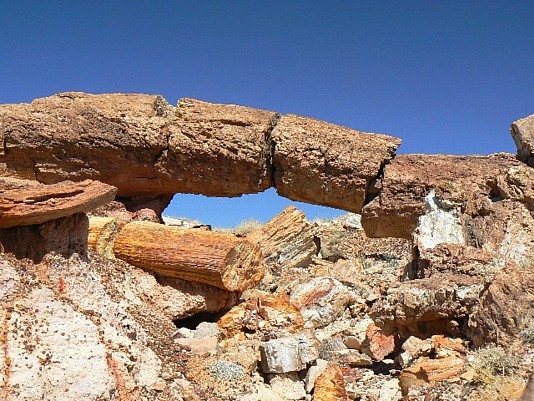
left=267, top=372, right=307, bottom=400
left=162, top=98, right=279, bottom=196
left=305, top=359, right=329, bottom=393
left=395, top=336, right=432, bottom=368
left=259, top=332, right=319, bottom=373
left=511, top=113, right=534, bottom=166
left=290, top=277, right=354, bottom=328
left=271, top=113, right=401, bottom=212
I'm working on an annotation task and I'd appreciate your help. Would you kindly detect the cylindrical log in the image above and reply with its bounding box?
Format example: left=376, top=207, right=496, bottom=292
left=112, top=221, right=264, bottom=292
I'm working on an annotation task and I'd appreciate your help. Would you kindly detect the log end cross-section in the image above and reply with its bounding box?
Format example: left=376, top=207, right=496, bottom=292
left=112, top=221, right=264, bottom=292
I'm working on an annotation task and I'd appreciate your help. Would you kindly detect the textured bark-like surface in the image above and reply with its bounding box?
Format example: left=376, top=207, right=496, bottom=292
left=247, top=206, right=317, bottom=269
left=0, top=178, right=116, bottom=228
left=0, top=92, right=174, bottom=195
left=160, top=98, right=279, bottom=196
left=272, top=114, right=401, bottom=212
left=0, top=213, right=89, bottom=262
left=113, top=221, right=264, bottom=291
left=313, top=364, right=348, bottom=401
left=511, top=113, right=534, bottom=166
left=361, top=153, right=524, bottom=238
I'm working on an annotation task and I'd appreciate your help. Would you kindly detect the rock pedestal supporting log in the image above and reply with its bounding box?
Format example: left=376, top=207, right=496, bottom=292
left=112, top=221, right=264, bottom=292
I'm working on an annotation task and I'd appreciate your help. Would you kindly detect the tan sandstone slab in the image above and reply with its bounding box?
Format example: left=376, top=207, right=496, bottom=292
left=0, top=92, right=174, bottom=195
left=271, top=114, right=401, bottom=213
left=162, top=98, right=279, bottom=196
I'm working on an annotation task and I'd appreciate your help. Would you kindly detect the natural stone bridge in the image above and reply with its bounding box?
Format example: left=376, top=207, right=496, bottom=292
left=1, top=92, right=533, bottom=238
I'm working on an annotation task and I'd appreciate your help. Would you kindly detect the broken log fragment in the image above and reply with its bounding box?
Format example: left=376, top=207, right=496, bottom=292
left=112, top=221, right=264, bottom=292
left=0, top=178, right=117, bottom=228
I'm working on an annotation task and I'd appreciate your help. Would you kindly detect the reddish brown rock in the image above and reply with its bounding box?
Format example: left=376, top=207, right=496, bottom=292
left=360, top=323, right=396, bottom=361
left=161, top=98, right=279, bottom=196
left=0, top=177, right=117, bottom=228
left=467, top=260, right=534, bottom=347
left=271, top=114, right=401, bottom=212
left=313, top=364, right=348, bottom=401
left=361, top=153, right=525, bottom=238
left=511, top=113, right=534, bottom=166
left=218, top=293, right=304, bottom=340
left=399, top=356, right=465, bottom=395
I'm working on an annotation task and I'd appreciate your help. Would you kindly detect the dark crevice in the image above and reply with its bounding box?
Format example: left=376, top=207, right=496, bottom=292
left=173, top=311, right=227, bottom=330
left=264, top=113, right=282, bottom=188
left=364, top=152, right=397, bottom=207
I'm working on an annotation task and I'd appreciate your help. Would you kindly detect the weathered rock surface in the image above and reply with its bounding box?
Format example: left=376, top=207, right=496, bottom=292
left=272, top=113, right=401, bottom=212
left=312, top=364, right=348, bottom=401
left=1, top=93, right=403, bottom=215
left=290, top=277, right=354, bottom=329
left=361, top=153, right=525, bottom=238
left=0, top=177, right=116, bottom=228
left=511, top=113, right=534, bottom=166
left=0, top=213, right=90, bottom=262
left=161, top=98, right=279, bottom=196
left=0, top=92, right=174, bottom=195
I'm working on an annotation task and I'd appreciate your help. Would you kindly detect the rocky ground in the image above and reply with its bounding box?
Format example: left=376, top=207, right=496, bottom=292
left=0, top=203, right=533, bottom=401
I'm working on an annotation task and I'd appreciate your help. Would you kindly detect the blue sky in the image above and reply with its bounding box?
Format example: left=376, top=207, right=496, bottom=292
left=1, top=1, right=533, bottom=226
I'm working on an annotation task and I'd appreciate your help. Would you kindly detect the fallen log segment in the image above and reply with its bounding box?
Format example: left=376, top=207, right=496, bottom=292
left=0, top=178, right=117, bottom=228
left=112, top=221, right=264, bottom=292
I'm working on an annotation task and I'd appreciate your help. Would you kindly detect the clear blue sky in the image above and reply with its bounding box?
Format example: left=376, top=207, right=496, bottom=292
left=1, top=2, right=533, bottom=226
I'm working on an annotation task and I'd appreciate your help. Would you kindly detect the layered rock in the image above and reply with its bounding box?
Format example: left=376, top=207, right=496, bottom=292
left=161, top=98, right=279, bottom=196
left=0, top=177, right=116, bottom=228
left=1, top=93, right=401, bottom=214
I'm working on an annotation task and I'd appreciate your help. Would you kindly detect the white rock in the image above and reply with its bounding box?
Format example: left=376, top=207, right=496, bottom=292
left=416, top=190, right=465, bottom=250
left=268, top=372, right=307, bottom=400
left=6, top=287, right=115, bottom=401
left=260, top=332, right=319, bottom=373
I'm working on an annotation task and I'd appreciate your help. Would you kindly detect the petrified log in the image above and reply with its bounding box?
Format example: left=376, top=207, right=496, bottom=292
left=271, top=113, right=401, bottom=212
left=0, top=178, right=117, bottom=228
left=247, top=205, right=317, bottom=269
left=161, top=98, right=279, bottom=196
left=112, top=221, right=264, bottom=292
left=0, top=93, right=278, bottom=198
